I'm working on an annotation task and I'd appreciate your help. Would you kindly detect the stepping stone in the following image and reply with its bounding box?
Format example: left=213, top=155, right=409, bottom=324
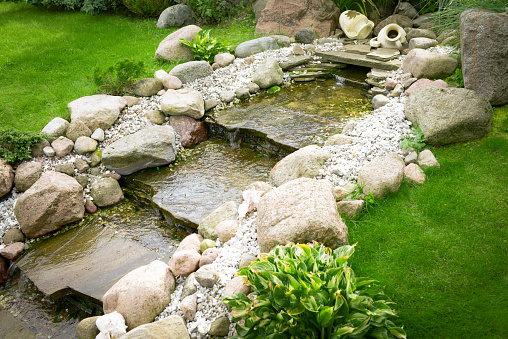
left=366, top=48, right=400, bottom=62
left=367, top=68, right=394, bottom=81
left=15, top=222, right=158, bottom=306
left=123, top=138, right=278, bottom=229
left=316, top=51, right=402, bottom=71
left=344, top=44, right=372, bottom=54
left=279, top=56, right=312, bottom=71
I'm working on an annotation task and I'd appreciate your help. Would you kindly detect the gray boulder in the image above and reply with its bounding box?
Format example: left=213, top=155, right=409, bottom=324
left=134, top=78, right=163, bottom=97
left=76, top=316, right=100, bottom=339
left=405, top=87, right=492, bottom=145
left=418, top=149, right=440, bottom=169
left=198, top=201, right=238, bottom=240
left=51, top=136, right=74, bottom=158
left=295, top=28, right=316, bottom=44
left=157, top=4, right=195, bottom=29
left=146, top=110, right=166, bottom=125
left=461, top=9, right=508, bottom=105
left=357, top=154, right=405, bottom=200
left=403, top=49, right=457, bottom=79
left=270, top=35, right=291, bottom=47
left=408, top=38, right=438, bottom=50
left=252, top=57, right=283, bottom=89
left=74, top=136, right=97, bottom=154
left=103, top=260, right=175, bottom=330
left=269, top=145, right=331, bottom=187
left=121, top=315, right=190, bottom=339
left=406, top=28, right=437, bottom=41
left=209, top=317, right=230, bottom=337
left=14, top=172, right=84, bottom=238
left=90, top=177, right=124, bottom=207
left=395, top=2, right=418, bottom=19
left=336, top=200, right=365, bottom=219
left=160, top=87, right=205, bottom=119
left=155, top=25, right=202, bottom=62
left=180, top=273, right=198, bottom=300
left=41, top=117, right=69, bottom=140
left=15, top=162, right=42, bottom=192
left=68, top=94, right=127, bottom=131
left=214, top=53, right=235, bottom=67
left=372, top=94, right=390, bottom=110
left=102, top=125, right=177, bottom=175
left=55, top=162, right=75, bottom=176
left=194, top=264, right=218, bottom=287
left=257, top=178, right=348, bottom=253
left=168, top=61, right=213, bottom=84
left=0, top=159, right=14, bottom=198
left=235, top=37, right=279, bottom=58
left=162, top=75, right=183, bottom=90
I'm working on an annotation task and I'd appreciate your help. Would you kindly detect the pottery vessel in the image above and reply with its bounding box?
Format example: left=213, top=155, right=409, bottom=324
left=339, top=10, right=374, bottom=40
left=370, top=23, right=407, bottom=50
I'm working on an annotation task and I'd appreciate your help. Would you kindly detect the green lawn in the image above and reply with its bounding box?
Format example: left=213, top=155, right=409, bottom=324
left=0, top=2, right=257, bottom=132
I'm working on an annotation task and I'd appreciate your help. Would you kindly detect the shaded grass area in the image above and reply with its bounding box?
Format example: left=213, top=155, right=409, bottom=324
left=347, top=105, right=508, bottom=338
left=0, top=2, right=257, bottom=132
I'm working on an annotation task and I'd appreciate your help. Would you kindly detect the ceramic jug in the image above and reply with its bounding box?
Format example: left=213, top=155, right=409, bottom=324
left=370, top=23, right=407, bottom=50
left=339, top=10, right=374, bottom=40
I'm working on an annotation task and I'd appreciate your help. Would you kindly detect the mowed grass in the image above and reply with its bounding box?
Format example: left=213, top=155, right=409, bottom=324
left=0, top=2, right=257, bottom=132
left=347, top=105, right=508, bottom=338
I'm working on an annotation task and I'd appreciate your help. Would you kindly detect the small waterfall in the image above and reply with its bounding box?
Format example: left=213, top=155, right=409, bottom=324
left=335, top=75, right=346, bottom=87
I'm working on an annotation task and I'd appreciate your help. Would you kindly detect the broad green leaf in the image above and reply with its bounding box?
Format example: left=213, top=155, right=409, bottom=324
left=371, top=327, right=390, bottom=339
left=301, top=295, right=319, bottom=312
left=388, top=326, right=407, bottom=339
left=331, top=326, right=354, bottom=338
left=317, top=306, right=334, bottom=327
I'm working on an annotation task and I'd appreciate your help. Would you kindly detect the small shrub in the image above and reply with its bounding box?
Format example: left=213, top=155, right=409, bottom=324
left=401, top=124, right=426, bottom=153
left=122, top=0, right=175, bottom=17
left=224, top=243, right=406, bottom=339
left=181, top=0, right=248, bottom=23
left=0, top=129, right=48, bottom=164
left=329, top=0, right=380, bottom=16
left=92, top=58, right=144, bottom=95
left=444, top=53, right=464, bottom=88
left=179, top=30, right=229, bottom=64
left=27, top=0, right=125, bottom=14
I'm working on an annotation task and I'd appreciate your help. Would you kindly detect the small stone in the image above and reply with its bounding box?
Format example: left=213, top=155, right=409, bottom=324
left=74, top=136, right=98, bottom=154
left=372, top=94, right=390, bottom=110
left=418, top=149, right=440, bottom=169
left=216, top=219, right=240, bottom=243
left=157, top=89, right=166, bottom=96
left=74, top=158, right=90, bottom=173
left=336, top=200, right=365, bottom=219
left=244, top=57, right=255, bottom=65
left=390, top=83, right=404, bottom=97
left=180, top=273, right=198, bottom=301
left=295, top=28, right=315, bottom=44
left=154, top=69, right=168, bottom=83
left=146, top=109, right=166, bottom=125
left=404, top=151, right=417, bottom=165
left=333, top=186, right=348, bottom=201
left=180, top=294, right=197, bottom=321
left=194, top=264, right=219, bottom=287
left=103, top=172, right=121, bottom=181
left=14, top=161, right=43, bottom=192
left=247, top=82, right=260, bottom=94
left=90, top=151, right=101, bottom=167
left=89, top=167, right=101, bottom=176
left=0, top=242, right=25, bottom=260
left=219, top=90, right=235, bottom=103
left=223, top=276, right=250, bottom=299
left=293, top=45, right=304, bottom=55
left=51, top=136, right=74, bottom=157
left=66, top=120, right=92, bottom=142
left=208, top=316, right=230, bottom=337
left=235, top=87, right=250, bottom=99
left=76, top=174, right=88, bottom=188
left=3, top=229, right=25, bottom=245
left=168, top=250, right=201, bottom=277
left=204, top=99, right=218, bottom=112
left=239, top=253, right=257, bottom=268
left=324, top=134, right=354, bottom=146
left=199, top=247, right=220, bottom=267
left=214, top=53, right=235, bottom=67
left=123, top=96, right=139, bottom=107
left=212, top=62, right=220, bottom=70
left=91, top=128, right=105, bottom=141
left=404, top=163, right=426, bottom=183
left=85, top=197, right=98, bottom=214
left=176, top=233, right=203, bottom=253
left=90, top=177, right=124, bottom=207
left=30, top=139, right=50, bottom=158
left=384, top=79, right=398, bottom=91
left=200, top=239, right=216, bottom=253
left=163, top=75, right=183, bottom=90
left=76, top=316, right=100, bottom=339
left=55, top=162, right=75, bottom=176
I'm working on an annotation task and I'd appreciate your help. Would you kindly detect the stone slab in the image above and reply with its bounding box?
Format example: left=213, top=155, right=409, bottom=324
left=0, top=310, right=36, bottom=339
left=315, top=51, right=402, bottom=71
left=366, top=48, right=400, bottom=61
left=15, top=222, right=158, bottom=305
left=123, top=139, right=278, bottom=229
left=343, top=44, right=372, bottom=54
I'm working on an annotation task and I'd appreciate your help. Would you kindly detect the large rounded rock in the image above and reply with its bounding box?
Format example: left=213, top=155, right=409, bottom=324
left=234, top=37, right=279, bottom=58
left=214, top=53, right=235, bottom=67
left=403, top=49, right=458, bottom=79
left=405, top=87, right=493, bottom=145
left=252, top=57, right=283, bottom=89
left=405, top=78, right=448, bottom=96
left=102, top=125, right=177, bottom=175
left=14, top=172, right=85, bottom=238
left=406, top=28, right=437, bottom=41
left=76, top=316, right=100, bottom=339
left=295, top=28, right=316, bottom=44
left=257, top=178, right=348, bottom=253
left=168, top=250, right=201, bottom=277
left=175, top=233, right=203, bottom=253
left=269, top=145, right=331, bottom=187
left=134, top=78, right=163, bottom=97
left=0, top=159, right=14, bottom=197
left=460, top=9, right=508, bottom=105
left=169, top=115, right=208, bottom=148
left=121, top=315, right=190, bottom=339
left=408, top=37, right=438, bottom=50
left=157, top=4, right=195, bottom=29
left=41, top=117, right=69, bottom=140
left=255, top=0, right=340, bottom=38
left=90, top=177, right=124, bottom=207
left=155, top=25, right=202, bottom=62
left=198, top=201, right=238, bottom=240
left=168, top=61, right=213, bottom=84
left=68, top=94, right=127, bottom=131
left=357, top=153, right=405, bottom=200
left=103, top=260, right=175, bottom=330
left=14, top=161, right=43, bottom=192
left=160, top=88, right=205, bottom=119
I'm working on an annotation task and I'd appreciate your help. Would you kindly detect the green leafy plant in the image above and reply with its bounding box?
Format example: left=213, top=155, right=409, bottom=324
left=401, top=124, right=426, bottom=153
left=444, top=53, right=464, bottom=88
left=122, top=0, right=175, bottom=17
left=27, top=0, right=124, bottom=14
left=179, top=29, right=229, bottom=64
left=432, top=0, right=507, bottom=45
left=181, top=0, right=248, bottom=23
left=267, top=85, right=281, bottom=94
left=0, top=128, right=48, bottom=164
left=92, top=58, right=144, bottom=95
left=224, top=243, right=406, bottom=339
left=327, top=0, right=379, bottom=16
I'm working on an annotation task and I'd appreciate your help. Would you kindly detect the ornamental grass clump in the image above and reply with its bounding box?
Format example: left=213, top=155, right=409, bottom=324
left=224, top=243, right=406, bottom=339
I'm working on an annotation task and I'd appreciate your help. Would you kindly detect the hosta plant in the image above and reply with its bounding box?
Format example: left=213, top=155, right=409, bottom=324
left=224, top=243, right=406, bottom=339
left=179, top=29, right=229, bottom=64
